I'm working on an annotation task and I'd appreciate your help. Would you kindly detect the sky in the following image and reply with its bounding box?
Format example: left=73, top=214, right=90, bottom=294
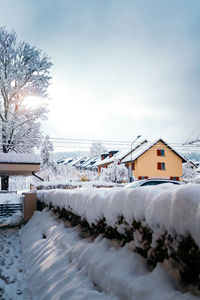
left=1, top=0, right=200, bottom=149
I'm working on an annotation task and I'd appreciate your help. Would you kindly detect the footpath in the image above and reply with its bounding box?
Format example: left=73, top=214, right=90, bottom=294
left=0, top=229, right=30, bottom=300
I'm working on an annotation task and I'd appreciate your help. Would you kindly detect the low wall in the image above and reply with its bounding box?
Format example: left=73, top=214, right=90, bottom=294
left=37, top=185, right=200, bottom=295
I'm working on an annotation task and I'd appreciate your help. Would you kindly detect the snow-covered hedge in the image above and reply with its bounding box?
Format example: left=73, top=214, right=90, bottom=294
left=36, top=180, right=124, bottom=190
left=37, top=183, right=200, bottom=291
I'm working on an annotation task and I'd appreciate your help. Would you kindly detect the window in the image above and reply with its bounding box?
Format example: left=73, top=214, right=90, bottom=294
left=157, top=149, right=165, bottom=156
left=132, top=162, right=135, bottom=170
left=138, top=176, right=148, bottom=180
left=170, top=177, right=179, bottom=181
left=157, top=162, right=165, bottom=170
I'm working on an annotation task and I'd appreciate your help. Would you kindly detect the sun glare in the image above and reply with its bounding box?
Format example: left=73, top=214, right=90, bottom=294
left=24, top=96, right=44, bottom=108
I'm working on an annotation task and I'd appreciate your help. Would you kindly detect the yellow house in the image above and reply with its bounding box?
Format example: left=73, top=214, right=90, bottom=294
left=121, top=138, right=187, bottom=181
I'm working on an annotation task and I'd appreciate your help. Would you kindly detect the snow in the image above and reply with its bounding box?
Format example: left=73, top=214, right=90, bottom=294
left=2, top=211, right=24, bottom=226
left=0, top=153, right=41, bottom=164
left=0, top=185, right=199, bottom=299
left=0, top=193, right=23, bottom=225
left=37, top=183, right=200, bottom=247
left=0, top=193, right=22, bottom=204
left=19, top=209, right=197, bottom=299
left=35, top=179, right=124, bottom=188
left=0, top=229, right=30, bottom=299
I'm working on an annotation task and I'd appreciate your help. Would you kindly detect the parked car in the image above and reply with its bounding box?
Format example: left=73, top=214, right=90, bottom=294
left=124, top=178, right=183, bottom=188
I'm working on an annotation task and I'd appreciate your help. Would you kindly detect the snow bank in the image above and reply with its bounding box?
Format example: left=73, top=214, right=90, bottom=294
left=2, top=211, right=24, bottom=226
left=0, top=193, right=23, bottom=225
left=37, top=183, right=200, bottom=247
left=20, top=210, right=197, bottom=300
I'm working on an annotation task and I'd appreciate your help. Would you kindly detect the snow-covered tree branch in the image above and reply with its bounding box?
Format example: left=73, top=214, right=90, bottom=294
left=90, top=142, right=107, bottom=157
left=0, top=27, right=52, bottom=154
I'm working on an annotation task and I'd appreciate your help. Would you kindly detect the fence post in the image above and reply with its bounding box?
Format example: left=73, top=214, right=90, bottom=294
left=22, top=192, right=37, bottom=222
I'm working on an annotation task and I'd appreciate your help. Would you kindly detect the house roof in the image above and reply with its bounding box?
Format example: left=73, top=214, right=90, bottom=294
left=80, top=157, right=94, bottom=168
left=75, top=156, right=88, bottom=168
left=69, top=156, right=87, bottom=167
left=56, top=155, right=66, bottom=163
left=0, top=153, right=41, bottom=176
left=0, top=153, right=41, bottom=164
left=182, top=160, right=198, bottom=169
left=63, top=156, right=76, bottom=165
left=94, top=139, right=148, bottom=167
left=121, top=138, right=187, bottom=163
left=85, top=157, right=98, bottom=169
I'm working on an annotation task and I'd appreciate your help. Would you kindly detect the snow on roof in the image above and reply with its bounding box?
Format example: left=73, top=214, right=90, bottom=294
left=0, top=153, right=41, bottom=164
left=63, top=156, right=76, bottom=165
left=56, top=155, right=66, bottom=163
left=80, top=157, right=94, bottom=168
left=122, top=138, right=187, bottom=163
left=95, top=139, right=148, bottom=167
left=182, top=160, right=198, bottom=168
left=70, top=156, right=87, bottom=167
left=94, top=152, right=120, bottom=167
left=85, top=157, right=98, bottom=169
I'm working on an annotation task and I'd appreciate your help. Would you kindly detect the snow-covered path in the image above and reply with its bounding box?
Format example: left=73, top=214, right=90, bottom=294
left=0, top=229, right=30, bottom=300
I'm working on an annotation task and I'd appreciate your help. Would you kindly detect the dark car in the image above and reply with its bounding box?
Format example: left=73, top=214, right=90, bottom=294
left=124, top=178, right=183, bottom=188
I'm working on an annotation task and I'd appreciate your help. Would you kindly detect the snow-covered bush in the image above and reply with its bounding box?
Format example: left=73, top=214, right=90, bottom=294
left=101, top=156, right=128, bottom=183
left=183, top=164, right=197, bottom=180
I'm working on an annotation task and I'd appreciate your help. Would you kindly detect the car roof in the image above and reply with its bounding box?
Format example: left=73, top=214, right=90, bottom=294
left=125, top=178, right=183, bottom=188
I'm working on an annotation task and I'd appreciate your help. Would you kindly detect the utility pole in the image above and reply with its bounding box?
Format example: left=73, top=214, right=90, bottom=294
left=129, top=135, right=141, bottom=182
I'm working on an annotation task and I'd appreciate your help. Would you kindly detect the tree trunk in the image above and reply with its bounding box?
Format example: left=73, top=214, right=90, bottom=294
left=1, top=131, right=9, bottom=190
left=1, top=175, right=9, bottom=190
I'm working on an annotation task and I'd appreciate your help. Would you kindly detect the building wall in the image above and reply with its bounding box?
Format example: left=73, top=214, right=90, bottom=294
left=132, top=141, right=183, bottom=180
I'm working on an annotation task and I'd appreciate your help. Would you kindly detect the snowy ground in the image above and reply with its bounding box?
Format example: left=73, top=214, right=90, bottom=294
left=19, top=209, right=197, bottom=300
left=0, top=184, right=200, bottom=299
left=0, top=193, right=23, bottom=226
left=0, top=229, right=30, bottom=299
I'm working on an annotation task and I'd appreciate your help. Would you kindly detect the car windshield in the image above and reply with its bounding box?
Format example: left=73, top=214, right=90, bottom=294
left=125, top=180, right=145, bottom=188
left=141, top=181, right=166, bottom=186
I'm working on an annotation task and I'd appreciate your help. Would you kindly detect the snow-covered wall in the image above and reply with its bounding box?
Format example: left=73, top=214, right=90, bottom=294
left=37, top=183, right=200, bottom=289
left=37, top=184, right=200, bottom=245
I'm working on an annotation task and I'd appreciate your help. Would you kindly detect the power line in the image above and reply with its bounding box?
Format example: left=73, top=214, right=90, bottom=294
left=49, top=136, right=200, bottom=153
left=50, top=136, right=200, bottom=147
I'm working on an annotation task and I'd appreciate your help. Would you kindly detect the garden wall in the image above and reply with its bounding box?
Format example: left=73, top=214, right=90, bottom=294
left=37, top=184, right=200, bottom=294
